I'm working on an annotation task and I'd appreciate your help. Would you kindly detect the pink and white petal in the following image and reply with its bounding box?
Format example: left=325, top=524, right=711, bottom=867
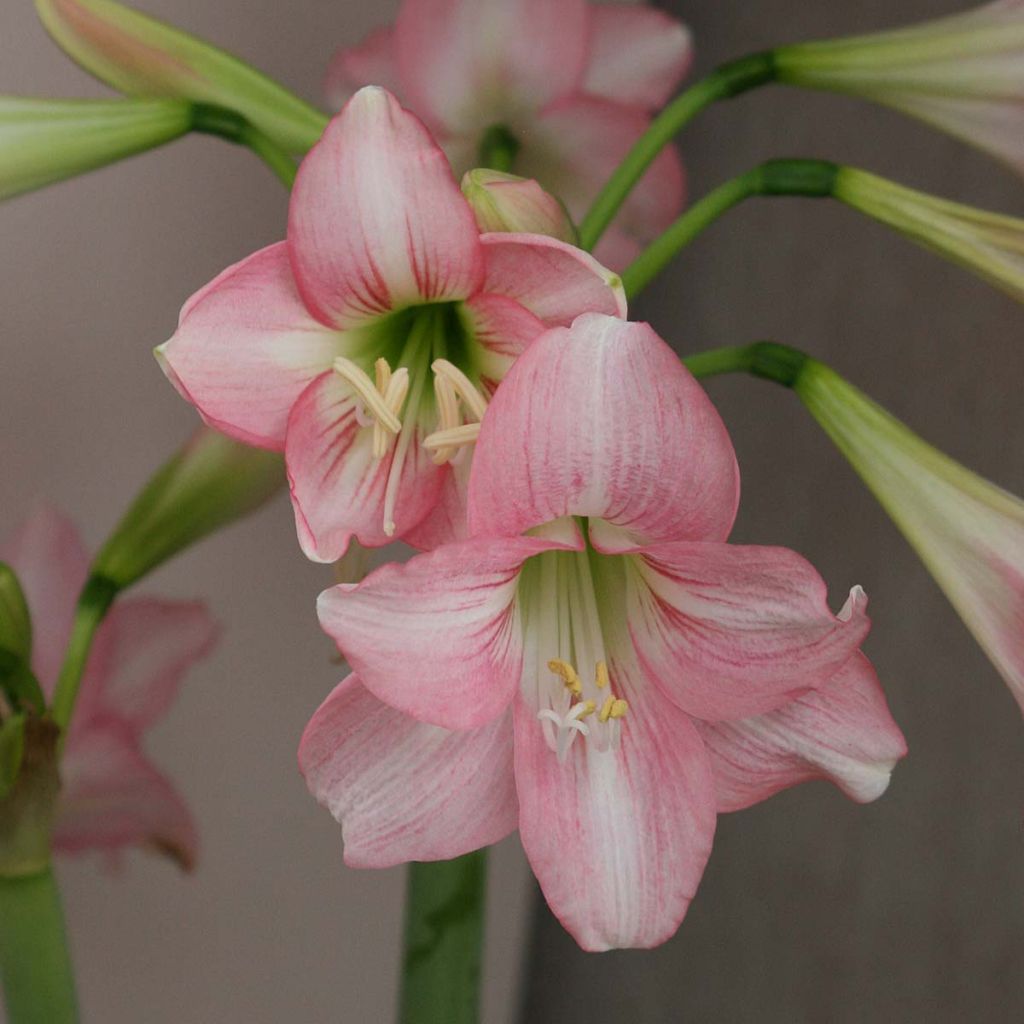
left=324, top=25, right=403, bottom=112
left=696, top=654, right=907, bottom=812
left=583, top=6, right=693, bottom=109
left=317, top=536, right=573, bottom=729
left=519, top=97, right=685, bottom=268
left=394, top=0, right=589, bottom=135
left=299, top=675, right=517, bottom=868
left=54, top=721, right=197, bottom=871
left=403, top=455, right=473, bottom=550
left=468, top=315, right=739, bottom=545
left=1, top=506, right=89, bottom=693
left=513, top=659, right=716, bottom=951
left=288, top=87, right=483, bottom=328
left=286, top=372, right=443, bottom=562
left=462, top=292, right=547, bottom=369
left=157, top=243, right=341, bottom=451
left=479, top=233, right=626, bottom=326
left=632, top=542, right=871, bottom=721
left=78, top=598, right=218, bottom=732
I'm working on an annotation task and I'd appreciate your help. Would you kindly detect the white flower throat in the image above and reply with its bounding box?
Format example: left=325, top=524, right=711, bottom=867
left=522, top=547, right=631, bottom=763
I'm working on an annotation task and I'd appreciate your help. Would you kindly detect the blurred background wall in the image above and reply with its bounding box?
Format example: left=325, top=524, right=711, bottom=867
left=1, top=2, right=1022, bottom=1022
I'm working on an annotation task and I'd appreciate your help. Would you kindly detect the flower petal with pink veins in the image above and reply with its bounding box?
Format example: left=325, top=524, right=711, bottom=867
left=479, top=234, right=626, bottom=326
left=299, top=675, right=517, bottom=868
left=696, top=653, right=907, bottom=811
left=285, top=372, right=443, bottom=561
left=462, top=292, right=547, bottom=366
left=513, top=657, right=716, bottom=951
left=77, top=598, right=219, bottom=731
left=583, top=6, right=693, bottom=109
left=288, top=87, right=484, bottom=328
left=394, top=0, right=589, bottom=134
left=318, top=536, right=574, bottom=729
left=324, top=25, right=403, bottom=112
left=468, top=315, right=739, bottom=545
left=54, top=720, right=197, bottom=871
left=1, top=506, right=89, bottom=692
left=157, top=242, right=342, bottom=451
left=519, top=97, right=685, bottom=268
left=631, top=542, right=870, bottom=721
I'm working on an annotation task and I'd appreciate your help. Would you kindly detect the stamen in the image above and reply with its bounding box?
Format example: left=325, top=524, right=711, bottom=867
left=422, top=423, right=481, bottom=451
left=548, top=658, right=582, bottom=698
left=334, top=356, right=402, bottom=435
left=595, top=660, right=610, bottom=689
left=598, top=696, right=616, bottom=723
left=431, top=359, right=489, bottom=421
left=430, top=373, right=461, bottom=465
left=609, top=699, right=629, bottom=720
left=374, top=368, right=410, bottom=458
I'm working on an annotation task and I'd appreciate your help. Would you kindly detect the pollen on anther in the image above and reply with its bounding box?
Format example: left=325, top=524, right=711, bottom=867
left=609, top=699, right=629, bottom=720
left=595, top=660, right=610, bottom=689
left=548, top=658, right=582, bottom=697
left=598, top=696, right=616, bottom=723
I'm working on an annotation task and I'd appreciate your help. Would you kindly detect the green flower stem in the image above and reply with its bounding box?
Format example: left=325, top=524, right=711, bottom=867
left=622, top=159, right=839, bottom=298
left=0, top=867, right=77, bottom=1024
left=683, top=341, right=809, bottom=388
left=578, top=51, right=778, bottom=251
left=49, top=576, right=119, bottom=735
left=190, top=102, right=297, bottom=188
left=399, top=852, right=487, bottom=1024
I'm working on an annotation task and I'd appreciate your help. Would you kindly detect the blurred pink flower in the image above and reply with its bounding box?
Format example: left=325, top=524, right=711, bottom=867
left=158, top=86, right=625, bottom=562
left=325, top=0, right=692, bottom=269
left=301, top=315, right=905, bottom=951
left=2, top=507, right=217, bottom=870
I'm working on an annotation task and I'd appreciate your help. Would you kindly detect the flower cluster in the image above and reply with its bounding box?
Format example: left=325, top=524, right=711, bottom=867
left=154, top=80, right=905, bottom=948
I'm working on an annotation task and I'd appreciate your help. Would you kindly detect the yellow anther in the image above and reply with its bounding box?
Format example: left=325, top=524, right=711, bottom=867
left=548, top=658, right=583, bottom=697
left=598, top=696, right=616, bottom=723
left=609, top=699, right=629, bottom=720
left=432, top=359, right=489, bottom=422
left=595, top=660, right=610, bottom=689
left=577, top=700, right=597, bottom=719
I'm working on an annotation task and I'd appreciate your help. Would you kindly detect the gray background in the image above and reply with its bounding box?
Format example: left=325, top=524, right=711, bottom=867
left=1, top=1, right=1022, bottom=1022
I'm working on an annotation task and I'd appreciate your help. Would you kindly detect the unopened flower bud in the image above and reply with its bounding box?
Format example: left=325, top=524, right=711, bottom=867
left=34, top=0, right=326, bottom=152
left=461, top=168, right=577, bottom=242
left=0, top=96, right=190, bottom=201
left=93, top=427, right=283, bottom=589
left=797, top=359, right=1024, bottom=713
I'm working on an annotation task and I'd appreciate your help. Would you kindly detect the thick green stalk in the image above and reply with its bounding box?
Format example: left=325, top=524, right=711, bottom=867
left=622, top=159, right=839, bottom=298
left=683, top=341, right=809, bottom=387
left=399, top=852, right=487, bottom=1024
left=0, top=868, right=77, bottom=1024
left=578, top=52, right=777, bottom=251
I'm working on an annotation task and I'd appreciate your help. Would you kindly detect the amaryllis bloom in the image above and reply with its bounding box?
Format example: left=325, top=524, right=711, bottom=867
left=797, top=358, right=1024, bottom=714
left=775, top=1, right=1024, bottom=177
left=301, top=314, right=905, bottom=951
left=835, top=167, right=1024, bottom=306
left=158, top=86, right=624, bottom=562
left=1, top=508, right=217, bottom=868
left=325, top=0, right=692, bottom=269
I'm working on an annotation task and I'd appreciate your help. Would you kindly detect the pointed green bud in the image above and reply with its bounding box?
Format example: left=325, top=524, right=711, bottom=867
left=461, top=168, right=578, bottom=242
left=35, top=0, right=327, bottom=153
left=0, top=96, right=190, bottom=201
left=835, top=166, right=1024, bottom=307
left=0, top=565, right=44, bottom=717
left=93, top=427, right=284, bottom=590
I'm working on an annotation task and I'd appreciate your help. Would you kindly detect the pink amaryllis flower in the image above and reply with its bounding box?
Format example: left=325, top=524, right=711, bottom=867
left=300, top=314, right=905, bottom=951
left=1, top=507, right=217, bottom=869
left=325, top=0, right=692, bottom=269
left=158, top=86, right=625, bottom=562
